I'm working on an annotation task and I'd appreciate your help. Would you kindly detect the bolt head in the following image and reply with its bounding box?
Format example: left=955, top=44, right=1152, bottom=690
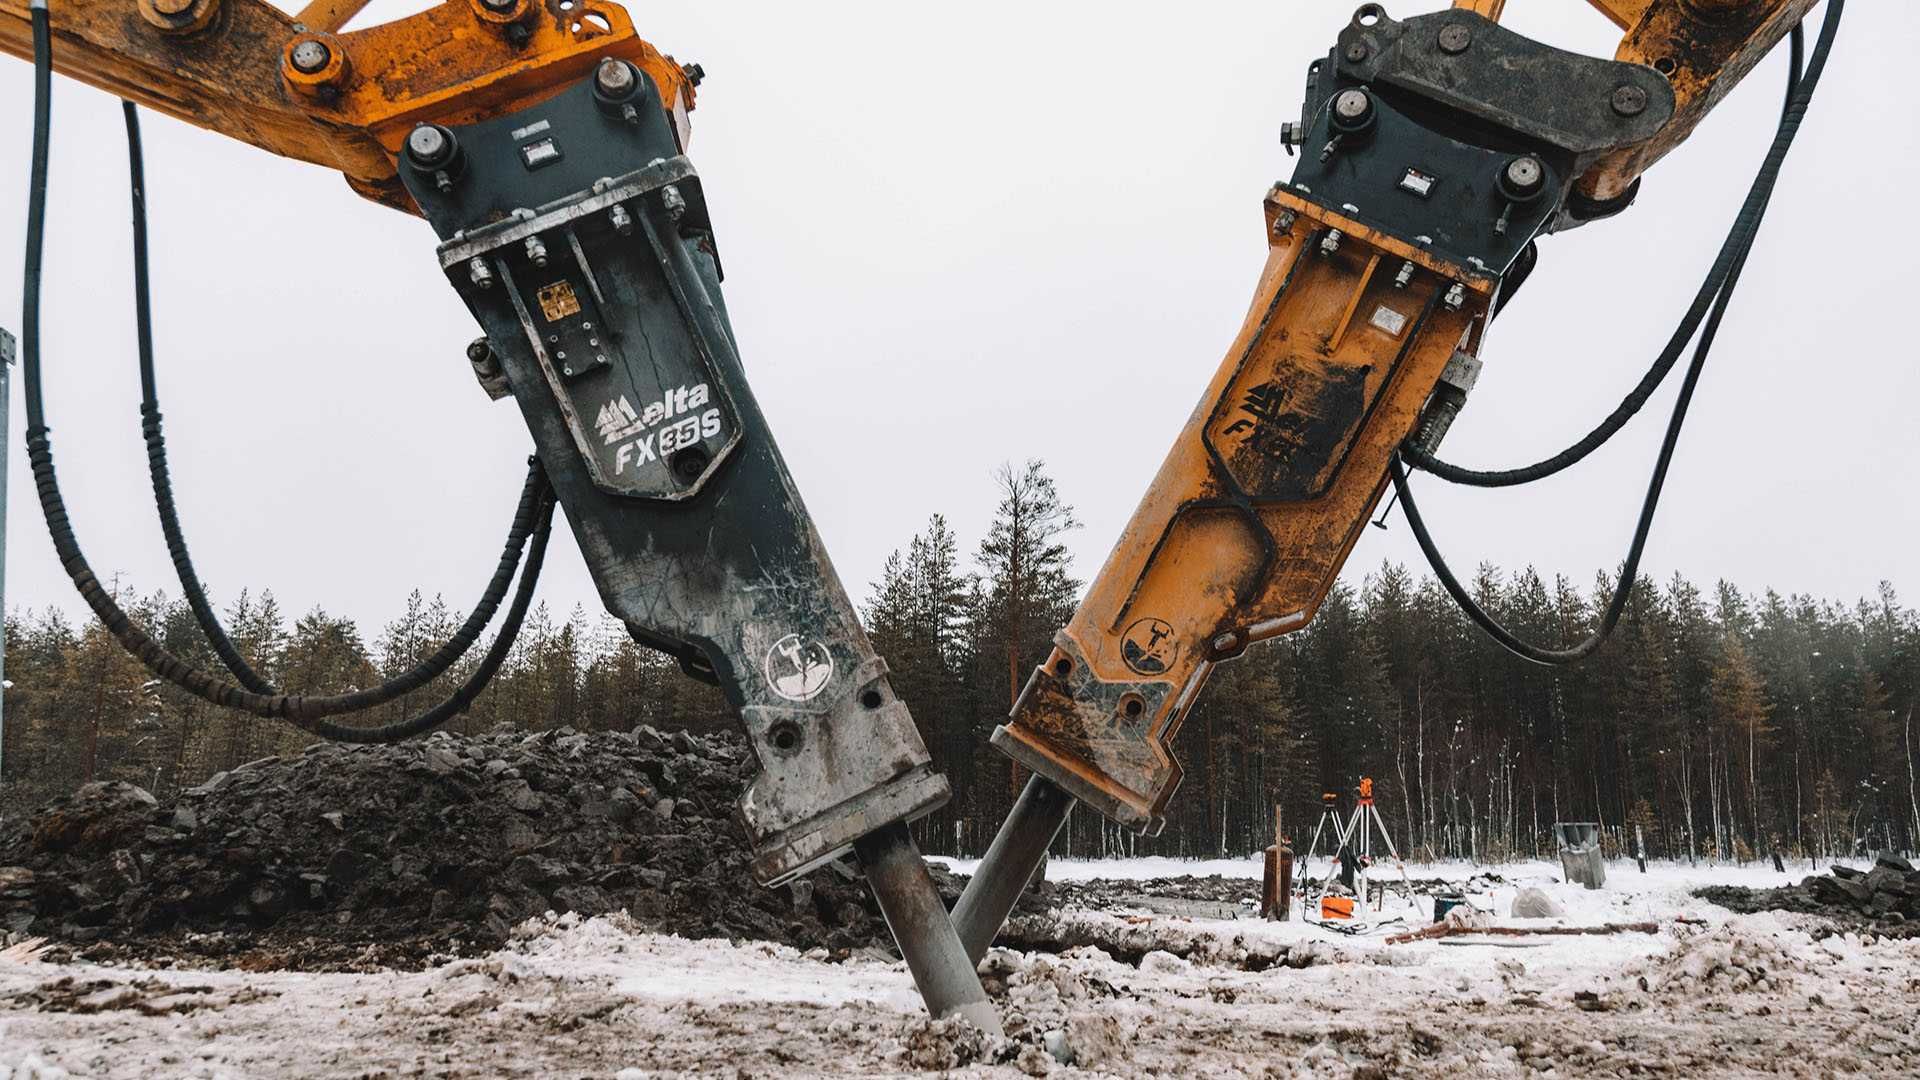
left=152, top=0, right=197, bottom=15
left=407, top=124, right=451, bottom=165
left=596, top=59, right=637, bottom=98
left=290, top=40, right=332, bottom=74
left=1611, top=84, right=1649, bottom=117
left=1505, top=156, right=1544, bottom=190
left=1333, top=89, right=1372, bottom=121
left=1438, top=23, right=1472, bottom=54
left=681, top=62, right=706, bottom=87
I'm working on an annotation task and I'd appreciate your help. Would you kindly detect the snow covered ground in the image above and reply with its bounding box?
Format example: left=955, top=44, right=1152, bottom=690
left=1, top=858, right=1915, bottom=1077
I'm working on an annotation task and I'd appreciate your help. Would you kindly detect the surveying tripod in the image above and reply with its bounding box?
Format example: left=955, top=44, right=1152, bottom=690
left=1297, top=779, right=1413, bottom=915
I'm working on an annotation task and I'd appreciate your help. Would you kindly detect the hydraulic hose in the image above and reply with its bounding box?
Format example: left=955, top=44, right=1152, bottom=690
left=1402, top=9, right=1834, bottom=488
left=1392, top=5, right=1841, bottom=666
left=123, top=102, right=548, bottom=705
left=21, top=6, right=553, bottom=740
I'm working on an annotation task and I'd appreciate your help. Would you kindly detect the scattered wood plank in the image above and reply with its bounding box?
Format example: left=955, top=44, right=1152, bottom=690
left=1386, top=918, right=1703, bottom=946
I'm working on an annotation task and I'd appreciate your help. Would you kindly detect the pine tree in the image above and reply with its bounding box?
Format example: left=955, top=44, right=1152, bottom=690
left=1710, top=635, right=1770, bottom=857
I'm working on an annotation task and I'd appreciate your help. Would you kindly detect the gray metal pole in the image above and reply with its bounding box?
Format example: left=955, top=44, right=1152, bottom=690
left=853, top=821, right=1003, bottom=1035
left=951, top=775, right=1075, bottom=965
left=0, top=328, right=12, bottom=788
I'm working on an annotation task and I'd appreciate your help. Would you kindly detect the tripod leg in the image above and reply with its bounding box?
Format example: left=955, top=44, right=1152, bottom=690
left=1370, top=804, right=1414, bottom=907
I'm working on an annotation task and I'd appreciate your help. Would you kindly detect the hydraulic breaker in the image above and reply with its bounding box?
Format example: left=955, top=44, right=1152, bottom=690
left=396, top=60, right=997, bottom=1031
left=956, top=2, right=1696, bottom=961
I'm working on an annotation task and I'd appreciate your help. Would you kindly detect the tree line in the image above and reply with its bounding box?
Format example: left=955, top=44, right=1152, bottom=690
left=862, top=463, right=1919, bottom=864
left=5, top=459, right=1917, bottom=867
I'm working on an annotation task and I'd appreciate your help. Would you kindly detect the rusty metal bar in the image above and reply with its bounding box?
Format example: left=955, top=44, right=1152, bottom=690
left=854, top=823, right=1003, bottom=1034
left=294, top=0, right=376, bottom=34
left=1584, top=0, right=1653, bottom=30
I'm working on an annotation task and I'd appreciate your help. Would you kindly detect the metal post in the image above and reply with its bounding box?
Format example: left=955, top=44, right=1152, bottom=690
left=951, top=775, right=1075, bottom=965
left=0, top=328, right=12, bottom=788
left=853, top=821, right=1003, bottom=1036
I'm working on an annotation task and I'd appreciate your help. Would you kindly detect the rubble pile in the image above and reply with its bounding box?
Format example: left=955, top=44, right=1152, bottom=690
left=1696, top=855, right=1920, bottom=938
left=0, top=727, right=908, bottom=967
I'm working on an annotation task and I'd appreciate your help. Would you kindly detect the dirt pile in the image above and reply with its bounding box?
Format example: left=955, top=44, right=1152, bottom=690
left=0, top=726, right=911, bottom=968
left=1696, top=855, right=1920, bottom=938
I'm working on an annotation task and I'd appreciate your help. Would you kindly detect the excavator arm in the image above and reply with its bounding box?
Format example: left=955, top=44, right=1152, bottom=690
left=6, top=0, right=1000, bottom=1029
left=953, top=0, right=1825, bottom=961
left=0, top=0, right=695, bottom=211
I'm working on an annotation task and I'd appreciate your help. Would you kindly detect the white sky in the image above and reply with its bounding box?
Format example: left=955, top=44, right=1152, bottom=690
left=0, top=0, right=1913, bottom=640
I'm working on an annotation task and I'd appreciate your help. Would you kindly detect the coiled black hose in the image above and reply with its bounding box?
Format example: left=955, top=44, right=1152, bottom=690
left=1392, top=4, right=1841, bottom=666
left=1402, top=8, right=1833, bottom=488
left=22, top=6, right=554, bottom=740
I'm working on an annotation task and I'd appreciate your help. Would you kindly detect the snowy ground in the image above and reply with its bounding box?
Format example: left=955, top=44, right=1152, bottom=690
left=2, top=858, right=1916, bottom=1077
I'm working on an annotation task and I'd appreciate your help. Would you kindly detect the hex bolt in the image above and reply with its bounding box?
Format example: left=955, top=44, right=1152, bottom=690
left=145, top=0, right=222, bottom=33
left=596, top=59, right=638, bottom=99
left=290, top=40, right=332, bottom=74
left=609, top=204, right=634, bottom=236
left=1320, top=229, right=1343, bottom=257
left=1280, top=121, right=1303, bottom=149
left=661, top=185, right=688, bottom=221
left=681, top=62, right=706, bottom=87
left=1611, top=84, right=1649, bottom=117
left=1442, top=282, right=1466, bottom=311
left=1272, top=209, right=1298, bottom=235
left=468, top=257, right=494, bottom=289
left=1394, top=259, right=1416, bottom=288
left=525, top=235, right=549, bottom=267
left=1438, top=23, right=1472, bottom=54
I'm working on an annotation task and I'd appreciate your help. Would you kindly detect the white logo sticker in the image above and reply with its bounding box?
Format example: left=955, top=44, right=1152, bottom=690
left=596, top=383, right=712, bottom=446
left=764, top=633, right=834, bottom=702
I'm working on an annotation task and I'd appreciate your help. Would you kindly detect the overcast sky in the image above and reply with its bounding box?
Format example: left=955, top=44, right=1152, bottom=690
left=0, top=0, right=1913, bottom=645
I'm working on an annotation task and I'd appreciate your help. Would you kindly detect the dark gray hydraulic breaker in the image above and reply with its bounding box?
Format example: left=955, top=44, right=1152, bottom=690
left=398, top=60, right=997, bottom=1033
